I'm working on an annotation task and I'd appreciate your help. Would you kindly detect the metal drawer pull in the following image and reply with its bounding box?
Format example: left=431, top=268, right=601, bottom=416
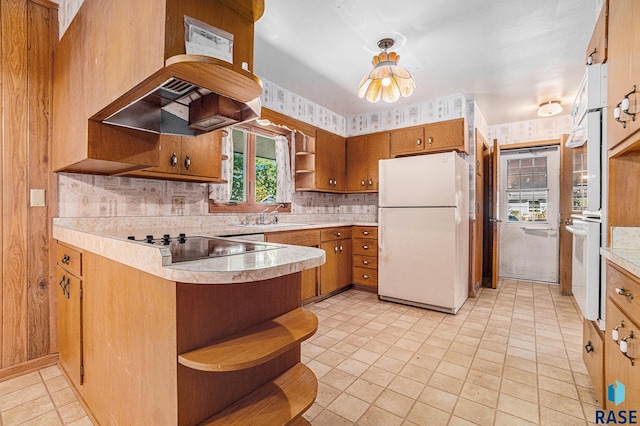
left=170, top=153, right=178, bottom=167
left=428, top=137, right=433, bottom=145
left=363, top=231, right=369, bottom=235
left=362, top=245, right=369, bottom=249
left=362, top=274, right=370, bottom=279
left=616, top=287, right=634, bottom=300
left=334, top=232, right=341, bottom=237
left=620, top=331, right=635, bottom=366
left=362, top=260, right=369, bottom=265
left=339, top=244, right=343, bottom=252
left=622, top=85, right=637, bottom=121
left=184, top=155, right=191, bottom=170
left=585, top=341, right=594, bottom=353
left=61, top=254, right=70, bottom=264
left=368, top=178, right=373, bottom=186
left=334, top=245, right=338, bottom=253
left=361, top=179, right=365, bottom=187
left=417, top=139, right=422, bottom=145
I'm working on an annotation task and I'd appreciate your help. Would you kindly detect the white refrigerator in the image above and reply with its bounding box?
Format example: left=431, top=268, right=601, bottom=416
left=378, top=152, right=469, bottom=314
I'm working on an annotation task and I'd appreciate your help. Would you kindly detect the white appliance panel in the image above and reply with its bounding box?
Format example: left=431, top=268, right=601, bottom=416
left=567, top=220, right=601, bottom=320
left=379, top=152, right=458, bottom=208
left=378, top=207, right=466, bottom=311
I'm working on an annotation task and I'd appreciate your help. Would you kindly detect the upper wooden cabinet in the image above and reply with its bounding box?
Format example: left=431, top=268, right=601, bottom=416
left=346, top=133, right=390, bottom=192
left=390, top=118, right=468, bottom=157
left=314, top=129, right=346, bottom=192
left=52, top=0, right=263, bottom=175
left=607, top=0, right=640, bottom=152
left=586, top=1, right=608, bottom=65
left=126, top=131, right=224, bottom=182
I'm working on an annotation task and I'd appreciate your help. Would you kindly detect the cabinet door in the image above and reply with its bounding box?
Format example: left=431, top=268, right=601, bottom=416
left=320, top=241, right=339, bottom=294
left=607, top=0, right=640, bottom=150
left=332, top=133, right=346, bottom=191
left=337, top=239, right=352, bottom=289
left=605, top=298, right=639, bottom=410
left=181, top=131, right=222, bottom=178
left=143, top=135, right=181, bottom=174
left=56, top=267, right=82, bottom=387
left=315, top=129, right=335, bottom=190
left=346, top=135, right=369, bottom=191
left=366, top=133, right=390, bottom=190
left=424, top=119, right=466, bottom=153
left=586, top=2, right=608, bottom=65
left=390, top=126, right=425, bottom=157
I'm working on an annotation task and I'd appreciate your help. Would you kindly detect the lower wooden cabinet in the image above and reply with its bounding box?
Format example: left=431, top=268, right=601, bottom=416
left=352, top=226, right=378, bottom=290
left=320, top=227, right=352, bottom=295
left=56, top=243, right=84, bottom=388
left=266, top=229, right=321, bottom=303
left=604, top=261, right=640, bottom=411
left=583, top=319, right=605, bottom=407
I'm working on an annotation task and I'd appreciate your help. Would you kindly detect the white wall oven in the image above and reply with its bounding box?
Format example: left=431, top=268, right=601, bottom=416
left=566, top=63, right=607, bottom=329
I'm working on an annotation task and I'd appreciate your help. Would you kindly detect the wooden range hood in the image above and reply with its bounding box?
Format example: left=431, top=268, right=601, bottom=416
left=52, top=0, right=264, bottom=174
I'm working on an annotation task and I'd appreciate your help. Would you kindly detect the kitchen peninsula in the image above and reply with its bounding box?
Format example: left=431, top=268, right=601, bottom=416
left=53, top=218, right=327, bottom=425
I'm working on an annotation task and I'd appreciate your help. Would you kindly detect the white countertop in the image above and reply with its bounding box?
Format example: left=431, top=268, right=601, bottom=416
left=53, top=219, right=377, bottom=284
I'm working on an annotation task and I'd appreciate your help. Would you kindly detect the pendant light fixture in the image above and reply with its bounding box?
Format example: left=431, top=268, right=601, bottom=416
left=358, top=38, right=416, bottom=103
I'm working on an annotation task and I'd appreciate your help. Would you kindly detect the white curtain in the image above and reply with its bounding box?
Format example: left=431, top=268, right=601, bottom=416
left=275, top=134, right=293, bottom=203
left=208, top=131, right=234, bottom=201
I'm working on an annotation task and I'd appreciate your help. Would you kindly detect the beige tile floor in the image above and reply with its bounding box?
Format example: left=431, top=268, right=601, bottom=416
left=0, top=278, right=598, bottom=425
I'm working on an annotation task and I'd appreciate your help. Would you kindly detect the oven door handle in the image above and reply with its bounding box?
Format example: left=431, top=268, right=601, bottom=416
left=566, top=225, right=588, bottom=236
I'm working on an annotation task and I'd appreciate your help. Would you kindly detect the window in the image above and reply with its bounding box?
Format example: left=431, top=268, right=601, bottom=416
left=572, top=151, right=588, bottom=211
left=505, top=156, right=549, bottom=222
left=210, top=125, right=292, bottom=213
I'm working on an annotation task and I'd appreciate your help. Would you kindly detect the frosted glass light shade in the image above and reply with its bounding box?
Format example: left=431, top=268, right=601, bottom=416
left=358, top=51, right=416, bottom=103
left=537, top=100, right=563, bottom=117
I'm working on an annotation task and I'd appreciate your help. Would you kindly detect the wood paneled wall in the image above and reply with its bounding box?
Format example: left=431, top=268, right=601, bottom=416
left=0, top=0, right=57, bottom=375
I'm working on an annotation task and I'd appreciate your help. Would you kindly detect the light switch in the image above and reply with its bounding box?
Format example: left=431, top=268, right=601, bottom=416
left=30, top=189, right=46, bottom=207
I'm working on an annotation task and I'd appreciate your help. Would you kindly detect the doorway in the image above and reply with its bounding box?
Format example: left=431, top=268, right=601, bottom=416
left=498, top=146, right=560, bottom=283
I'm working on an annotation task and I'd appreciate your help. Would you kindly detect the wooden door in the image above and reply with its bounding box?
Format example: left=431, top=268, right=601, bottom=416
left=390, top=126, right=424, bottom=157
left=607, top=0, right=640, bottom=150
left=144, top=135, right=182, bottom=174
left=315, top=129, right=334, bottom=191
left=319, top=241, right=338, bottom=294
left=559, top=135, right=580, bottom=295
left=56, top=267, right=82, bottom=387
left=490, top=141, right=501, bottom=288
left=337, top=239, right=352, bottom=289
left=424, top=119, right=465, bottom=153
left=181, top=131, right=222, bottom=178
left=366, top=133, right=390, bottom=191
left=346, top=135, right=368, bottom=191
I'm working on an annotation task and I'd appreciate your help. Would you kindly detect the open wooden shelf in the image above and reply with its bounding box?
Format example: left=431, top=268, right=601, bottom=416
left=178, top=307, right=318, bottom=372
left=201, top=363, right=317, bottom=425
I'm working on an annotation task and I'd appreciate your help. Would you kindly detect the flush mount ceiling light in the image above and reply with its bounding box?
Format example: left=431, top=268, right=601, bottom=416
left=358, top=38, right=416, bottom=103
left=537, top=100, right=563, bottom=117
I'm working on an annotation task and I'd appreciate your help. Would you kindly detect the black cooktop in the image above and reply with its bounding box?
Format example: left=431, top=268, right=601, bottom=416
left=127, top=234, right=280, bottom=263
left=170, top=236, right=279, bottom=263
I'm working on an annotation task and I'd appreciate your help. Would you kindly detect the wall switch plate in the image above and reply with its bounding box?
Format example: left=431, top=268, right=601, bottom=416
left=30, top=189, right=46, bottom=207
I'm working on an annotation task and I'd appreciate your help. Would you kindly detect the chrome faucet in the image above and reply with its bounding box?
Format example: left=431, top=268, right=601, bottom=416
left=258, top=207, right=270, bottom=225
left=269, top=204, right=285, bottom=224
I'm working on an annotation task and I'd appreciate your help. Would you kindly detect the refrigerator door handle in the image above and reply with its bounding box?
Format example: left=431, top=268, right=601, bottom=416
left=378, top=210, right=384, bottom=252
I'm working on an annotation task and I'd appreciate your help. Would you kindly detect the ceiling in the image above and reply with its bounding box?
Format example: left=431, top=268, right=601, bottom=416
left=253, top=0, right=601, bottom=126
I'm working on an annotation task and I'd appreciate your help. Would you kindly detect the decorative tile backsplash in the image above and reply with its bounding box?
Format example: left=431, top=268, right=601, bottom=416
left=57, top=173, right=378, bottom=220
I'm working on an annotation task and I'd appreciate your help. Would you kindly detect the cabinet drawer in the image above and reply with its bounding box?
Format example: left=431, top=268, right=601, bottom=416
left=320, top=227, right=351, bottom=242
left=352, top=238, right=378, bottom=256
left=266, top=229, right=321, bottom=246
left=607, top=261, right=640, bottom=325
left=352, top=266, right=378, bottom=287
left=605, top=298, right=640, bottom=410
left=353, top=226, right=377, bottom=239
left=353, top=255, right=377, bottom=270
left=56, top=243, right=82, bottom=277
left=583, top=320, right=605, bottom=407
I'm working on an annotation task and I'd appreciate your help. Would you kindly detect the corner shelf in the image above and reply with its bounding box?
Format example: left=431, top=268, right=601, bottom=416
left=178, top=307, right=318, bottom=372
left=201, top=363, right=317, bottom=425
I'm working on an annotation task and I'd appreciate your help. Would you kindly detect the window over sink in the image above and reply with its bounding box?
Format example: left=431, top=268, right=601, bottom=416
left=209, top=124, right=292, bottom=213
